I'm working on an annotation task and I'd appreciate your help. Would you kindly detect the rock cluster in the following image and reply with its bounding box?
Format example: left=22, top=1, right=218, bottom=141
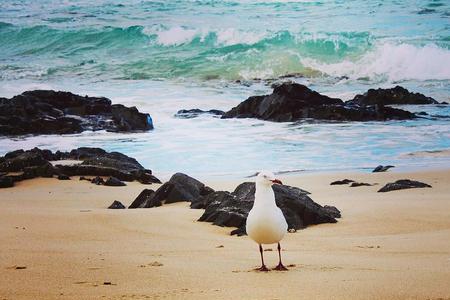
left=0, top=90, right=153, bottom=135
left=0, top=147, right=160, bottom=188
left=220, top=83, right=419, bottom=122
left=128, top=173, right=214, bottom=209
left=129, top=173, right=340, bottom=235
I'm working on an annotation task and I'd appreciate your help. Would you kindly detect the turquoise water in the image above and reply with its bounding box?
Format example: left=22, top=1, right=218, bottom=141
left=1, top=0, right=450, bottom=178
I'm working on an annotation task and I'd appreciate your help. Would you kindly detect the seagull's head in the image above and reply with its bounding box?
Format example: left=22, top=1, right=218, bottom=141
left=256, top=171, right=283, bottom=186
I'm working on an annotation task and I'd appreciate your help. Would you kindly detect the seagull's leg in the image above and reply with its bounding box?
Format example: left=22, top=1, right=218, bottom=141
left=274, top=242, right=288, bottom=271
left=257, top=244, right=269, bottom=272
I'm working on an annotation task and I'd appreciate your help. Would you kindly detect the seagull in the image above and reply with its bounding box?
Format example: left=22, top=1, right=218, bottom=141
left=246, top=171, right=288, bottom=271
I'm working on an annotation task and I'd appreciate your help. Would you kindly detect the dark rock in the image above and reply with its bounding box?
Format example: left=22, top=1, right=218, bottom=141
left=175, top=109, right=225, bottom=119
left=372, top=165, right=395, bottom=172
left=417, top=8, right=436, bottom=14
left=128, top=189, right=155, bottom=208
left=144, top=173, right=215, bottom=209
left=104, top=176, right=126, bottom=186
left=198, top=182, right=338, bottom=235
left=378, top=179, right=432, bottom=192
left=58, top=165, right=135, bottom=182
left=330, top=179, right=354, bottom=185
left=221, top=83, right=416, bottom=122
left=53, top=148, right=160, bottom=184
left=350, top=182, right=372, bottom=187
left=0, top=90, right=153, bottom=136
left=91, top=176, right=105, bottom=185
left=57, top=174, right=70, bottom=180
left=22, top=162, right=55, bottom=178
left=323, top=205, right=341, bottom=218
left=0, top=147, right=161, bottom=186
left=0, top=149, right=49, bottom=172
left=0, top=176, right=14, bottom=188
left=347, top=86, right=438, bottom=106
left=108, top=200, right=126, bottom=209
left=110, top=104, right=153, bottom=132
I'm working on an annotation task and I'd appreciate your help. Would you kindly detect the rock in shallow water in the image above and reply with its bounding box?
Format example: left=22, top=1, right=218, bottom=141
left=378, top=179, right=432, bottom=192
left=221, top=83, right=416, bottom=122
left=0, top=90, right=153, bottom=136
left=347, top=86, right=439, bottom=106
left=175, top=109, right=225, bottom=119
left=372, top=165, right=395, bottom=172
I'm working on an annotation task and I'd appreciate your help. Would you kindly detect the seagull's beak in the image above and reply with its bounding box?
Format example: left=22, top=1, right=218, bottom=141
left=271, top=179, right=283, bottom=185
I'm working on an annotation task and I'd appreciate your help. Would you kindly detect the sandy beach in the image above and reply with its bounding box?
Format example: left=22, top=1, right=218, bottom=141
left=1, top=169, right=449, bottom=300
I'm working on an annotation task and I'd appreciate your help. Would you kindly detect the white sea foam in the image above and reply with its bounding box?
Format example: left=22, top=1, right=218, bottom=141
left=301, top=42, right=450, bottom=82
left=155, top=26, right=199, bottom=46
left=154, top=26, right=267, bottom=47
left=215, top=28, right=267, bottom=46
left=239, top=68, right=275, bottom=80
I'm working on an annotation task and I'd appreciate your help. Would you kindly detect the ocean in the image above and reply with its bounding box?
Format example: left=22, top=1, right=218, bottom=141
left=1, top=0, right=449, bottom=178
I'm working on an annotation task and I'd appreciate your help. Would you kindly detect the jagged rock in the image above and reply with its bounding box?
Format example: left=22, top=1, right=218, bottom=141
left=0, top=149, right=49, bottom=172
left=0, top=176, right=14, bottom=188
left=111, top=104, right=153, bottom=132
left=57, top=174, right=70, bottom=180
left=53, top=147, right=160, bottom=184
left=175, top=109, right=225, bottom=119
left=104, top=176, right=126, bottom=186
left=372, top=165, right=395, bottom=172
left=141, top=173, right=215, bottom=208
left=378, top=179, right=432, bottom=192
left=0, top=147, right=160, bottom=186
left=221, top=83, right=416, bottom=122
left=347, top=86, right=439, bottom=106
left=350, top=182, right=372, bottom=187
left=330, top=179, right=354, bottom=185
left=198, top=182, right=339, bottom=235
left=128, top=189, right=155, bottom=208
left=108, top=200, right=126, bottom=209
left=0, top=90, right=153, bottom=136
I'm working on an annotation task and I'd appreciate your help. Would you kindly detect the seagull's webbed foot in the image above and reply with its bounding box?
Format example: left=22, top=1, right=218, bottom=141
left=273, top=263, right=288, bottom=271
left=256, top=265, right=270, bottom=272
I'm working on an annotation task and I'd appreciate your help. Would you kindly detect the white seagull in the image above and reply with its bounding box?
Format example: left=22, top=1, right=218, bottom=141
left=246, top=171, right=288, bottom=271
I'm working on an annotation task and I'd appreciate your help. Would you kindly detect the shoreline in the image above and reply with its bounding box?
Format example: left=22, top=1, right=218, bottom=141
left=1, top=167, right=450, bottom=299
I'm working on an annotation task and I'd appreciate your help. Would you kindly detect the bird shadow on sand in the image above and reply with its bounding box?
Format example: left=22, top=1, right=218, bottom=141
left=231, top=263, right=352, bottom=273
left=232, top=264, right=297, bottom=273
